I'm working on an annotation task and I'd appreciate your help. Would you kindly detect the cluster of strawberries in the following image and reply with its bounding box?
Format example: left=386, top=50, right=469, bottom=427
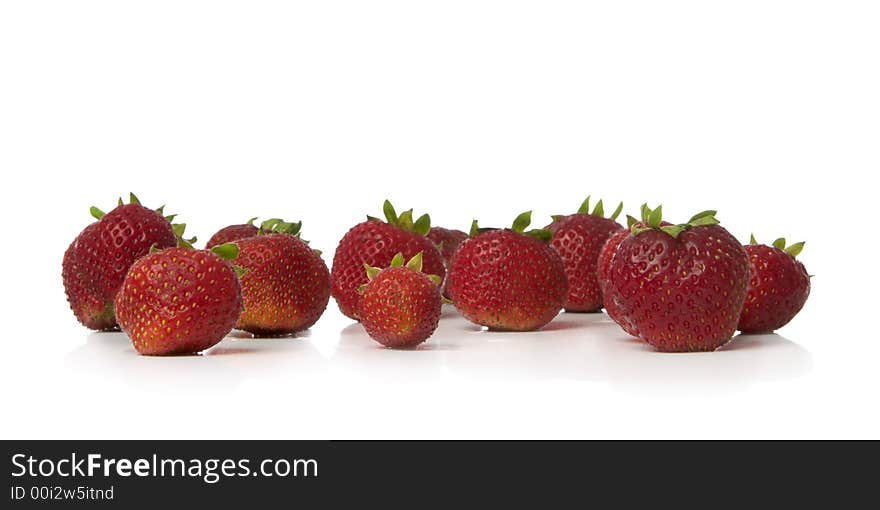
left=63, top=195, right=810, bottom=355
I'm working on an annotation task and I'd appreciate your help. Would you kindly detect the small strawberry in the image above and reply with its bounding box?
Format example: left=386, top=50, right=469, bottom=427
left=427, top=227, right=469, bottom=264
left=359, top=252, right=443, bottom=348
left=597, top=225, right=637, bottom=336
left=234, top=220, right=331, bottom=336
left=606, top=207, right=749, bottom=352
left=62, top=194, right=183, bottom=330
left=62, top=224, right=117, bottom=331
left=114, top=244, right=243, bottom=355
left=331, top=200, right=445, bottom=320
left=426, top=226, right=468, bottom=300
left=206, top=217, right=260, bottom=248
left=737, top=235, right=811, bottom=333
left=546, top=196, right=626, bottom=312
left=447, top=212, right=568, bottom=331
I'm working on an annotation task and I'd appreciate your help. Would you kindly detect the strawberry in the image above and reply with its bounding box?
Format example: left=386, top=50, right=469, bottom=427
left=546, top=197, right=626, bottom=312
left=427, top=227, right=469, bottom=264
left=447, top=212, right=568, bottom=331
left=426, top=226, right=468, bottom=300
left=359, top=252, right=443, bottom=347
left=114, top=244, right=243, bottom=355
left=62, top=224, right=117, bottom=331
left=234, top=221, right=331, bottom=336
left=606, top=207, right=749, bottom=352
left=737, top=236, right=811, bottom=333
left=597, top=226, right=637, bottom=336
left=206, top=217, right=260, bottom=248
left=331, top=200, right=445, bottom=320
left=62, top=194, right=182, bottom=330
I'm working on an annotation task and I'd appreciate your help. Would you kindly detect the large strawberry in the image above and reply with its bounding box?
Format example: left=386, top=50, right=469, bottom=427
left=546, top=196, right=625, bottom=312
left=606, top=207, right=749, bottom=352
left=62, top=194, right=182, bottom=330
left=737, top=236, right=810, bottom=333
left=235, top=221, right=330, bottom=336
left=115, top=244, right=243, bottom=355
left=447, top=212, right=568, bottom=331
left=331, top=200, right=445, bottom=320
left=206, top=217, right=260, bottom=248
left=359, top=252, right=443, bottom=348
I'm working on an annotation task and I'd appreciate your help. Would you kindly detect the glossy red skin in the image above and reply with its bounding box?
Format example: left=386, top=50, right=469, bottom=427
left=737, top=244, right=810, bottom=333
left=62, top=224, right=118, bottom=331
left=206, top=224, right=260, bottom=249
left=73, top=204, right=177, bottom=304
left=360, top=267, right=442, bottom=347
left=597, top=229, right=638, bottom=336
left=235, top=234, right=331, bottom=336
left=607, top=225, right=749, bottom=352
left=427, top=226, right=468, bottom=300
left=427, top=227, right=469, bottom=263
left=547, top=214, right=624, bottom=312
left=331, top=220, right=445, bottom=320
left=115, top=248, right=243, bottom=355
left=447, top=230, right=568, bottom=331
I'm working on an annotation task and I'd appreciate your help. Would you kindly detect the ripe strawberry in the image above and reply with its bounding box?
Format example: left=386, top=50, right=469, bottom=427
left=62, top=224, right=117, bottom=331
left=331, top=200, right=445, bottom=320
left=426, top=226, right=468, bottom=300
left=115, top=244, right=243, bottom=355
left=359, top=252, right=443, bottom=347
left=606, top=207, right=749, bottom=352
left=546, top=197, right=626, bottom=312
left=206, top=217, right=260, bottom=248
left=447, top=212, right=568, bottom=331
left=597, top=226, right=637, bottom=336
left=427, top=227, right=469, bottom=263
left=62, top=194, right=181, bottom=330
left=234, top=221, right=331, bottom=336
left=737, top=236, right=810, bottom=333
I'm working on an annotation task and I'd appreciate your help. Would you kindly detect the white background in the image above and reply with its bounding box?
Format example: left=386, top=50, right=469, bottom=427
left=1, top=1, right=877, bottom=439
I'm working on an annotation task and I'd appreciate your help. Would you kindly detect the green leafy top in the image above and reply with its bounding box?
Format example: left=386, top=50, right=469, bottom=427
left=91, top=193, right=193, bottom=247
left=257, top=218, right=303, bottom=237
left=366, top=199, right=431, bottom=236
left=750, top=234, right=805, bottom=257
left=469, top=211, right=552, bottom=242
left=359, top=251, right=443, bottom=293
left=631, top=203, right=720, bottom=238
left=575, top=196, right=624, bottom=221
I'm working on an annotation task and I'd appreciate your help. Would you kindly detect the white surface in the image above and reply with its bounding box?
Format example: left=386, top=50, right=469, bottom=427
left=1, top=1, right=878, bottom=439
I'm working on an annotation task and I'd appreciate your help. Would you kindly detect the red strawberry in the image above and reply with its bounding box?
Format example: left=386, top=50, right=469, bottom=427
left=546, top=197, right=625, bottom=312
left=206, top=217, right=260, bottom=248
left=606, top=207, right=749, bottom=352
left=62, top=194, right=180, bottom=330
left=427, top=226, right=468, bottom=300
left=597, top=226, right=637, bottom=336
left=427, top=227, right=469, bottom=263
left=235, top=222, right=331, bottom=336
left=737, top=236, right=810, bottom=333
left=447, top=212, right=568, bottom=331
left=331, top=200, right=445, bottom=320
left=62, top=224, right=117, bottom=331
left=359, top=252, right=443, bottom=347
left=114, top=245, right=243, bottom=355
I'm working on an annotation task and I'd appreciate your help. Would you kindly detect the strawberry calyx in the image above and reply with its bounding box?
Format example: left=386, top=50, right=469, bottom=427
left=631, top=204, right=720, bottom=238
left=750, top=234, right=805, bottom=257
left=551, top=196, right=624, bottom=223
left=366, top=200, right=432, bottom=236
left=359, top=251, right=443, bottom=294
left=90, top=192, right=193, bottom=246
left=469, top=211, right=553, bottom=242
left=258, top=218, right=303, bottom=237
